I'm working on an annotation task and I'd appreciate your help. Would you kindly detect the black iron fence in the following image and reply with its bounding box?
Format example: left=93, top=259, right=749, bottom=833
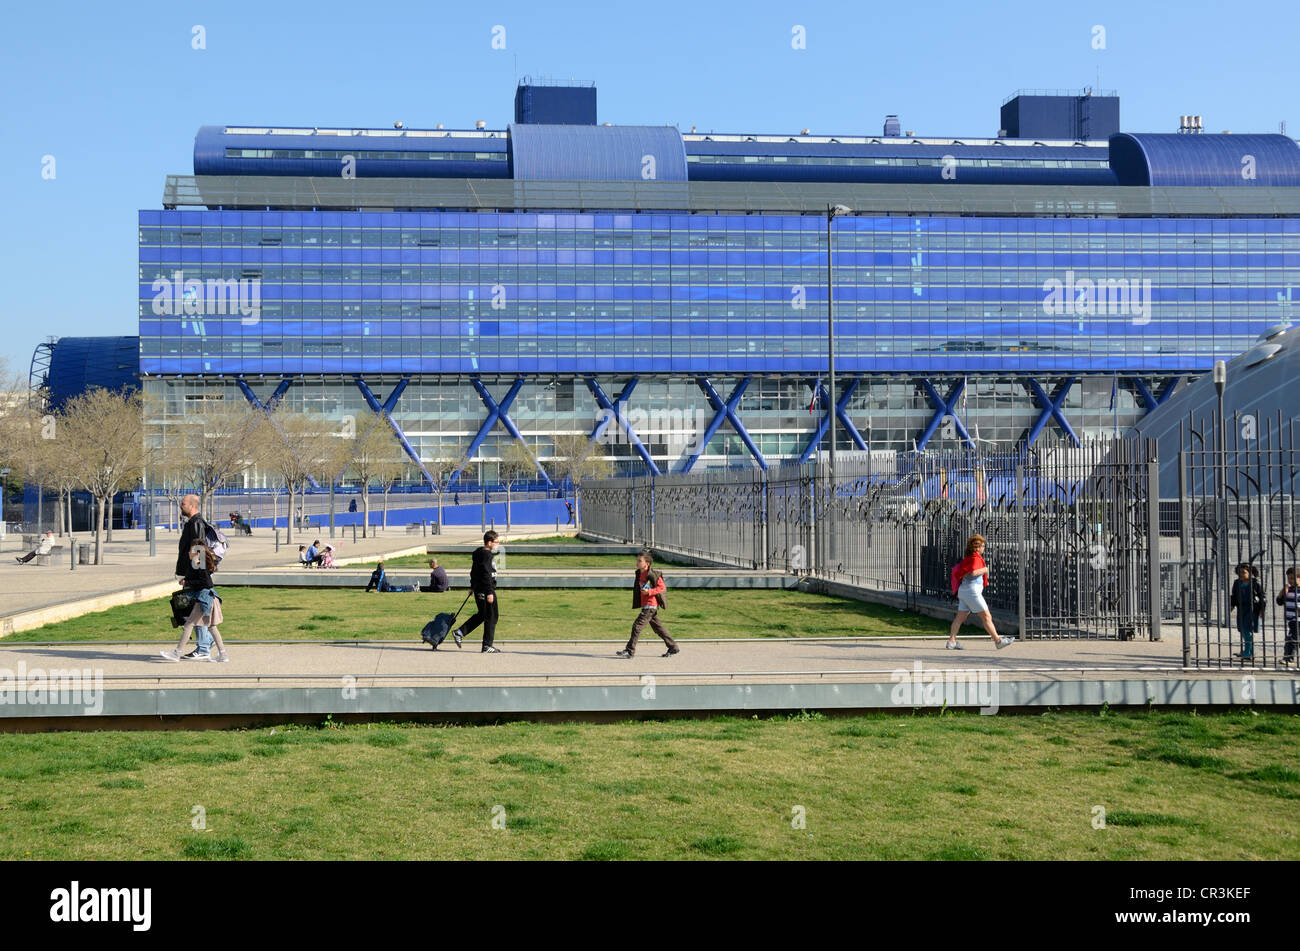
left=582, top=440, right=1163, bottom=641
left=1176, top=411, right=1300, bottom=669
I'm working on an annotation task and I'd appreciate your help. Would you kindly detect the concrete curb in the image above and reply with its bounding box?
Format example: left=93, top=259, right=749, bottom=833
left=0, top=580, right=177, bottom=638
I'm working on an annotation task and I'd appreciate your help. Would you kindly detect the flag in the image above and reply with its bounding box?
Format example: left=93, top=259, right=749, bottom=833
left=976, top=465, right=987, bottom=504
left=809, top=377, right=821, bottom=416
left=1108, top=374, right=1118, bottom=412
left=939, top=469, right=948, bottom=499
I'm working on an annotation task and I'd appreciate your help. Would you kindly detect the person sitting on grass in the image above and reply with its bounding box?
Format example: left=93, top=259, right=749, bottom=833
left=946, top=534, right=1015, bottom=651
left=365, top=561, right=419, bottom=593
left=427, top=558, right=450, bottom=592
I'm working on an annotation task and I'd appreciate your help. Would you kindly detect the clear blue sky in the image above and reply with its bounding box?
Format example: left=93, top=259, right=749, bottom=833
left=2, top=0, right=1296, bottom=375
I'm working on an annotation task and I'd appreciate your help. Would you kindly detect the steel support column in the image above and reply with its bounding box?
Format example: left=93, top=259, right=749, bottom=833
left=354, top=377, right=434, bottom=485
left=684, top=377, right=767, bottom=472
left=915, top=378, right=975, bottom=452
left=1024, top=377, right=1080, bottom=448
left=796, top=377, right=867, bottom=463
left=585, top=376, right=661, bottom=476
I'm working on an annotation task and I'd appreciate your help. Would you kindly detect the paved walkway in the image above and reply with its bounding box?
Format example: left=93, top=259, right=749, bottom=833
left=0, top=525, right=566, bottom=621
left=4, top=631, right=1282, bottom=689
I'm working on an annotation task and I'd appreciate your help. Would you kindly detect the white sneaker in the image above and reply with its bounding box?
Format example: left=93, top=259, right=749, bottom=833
left=996, top=637, right=1016, bottom=649
left=945, top=640, right=964, bottom=650
left=159, top=649, right=181, bottom=662
left=213, top=651, right=229, bottom=663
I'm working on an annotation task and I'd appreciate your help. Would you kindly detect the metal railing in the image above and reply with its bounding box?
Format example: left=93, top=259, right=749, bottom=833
left=583, top=441, right=1163, bottom=641
left=1176, top=410, right=1300, bottom=669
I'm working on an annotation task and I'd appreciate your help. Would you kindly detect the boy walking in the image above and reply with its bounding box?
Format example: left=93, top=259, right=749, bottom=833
left=1276, top=567, right=1298, bottom=664
left=616, top=550, right=679, bottom=658
left=452, top=531, right=501, bottom=652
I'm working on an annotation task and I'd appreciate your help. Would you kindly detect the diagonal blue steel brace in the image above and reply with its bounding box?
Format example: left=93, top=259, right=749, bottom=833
left=1024, top=378, right=1080, bottom=447
left=915, top=379, right=975, bottom=452
left=451, top=378, right=551, bottom=487
left=1130, top=377, right=1159, bottom=414
left=685, top=377, right=767, bottom=472
left=236, top=377, right=293, bottom=412
left=585, top=376, right=660, bottom=476
left=354, top=377, right=434, bottom=485
left=1156, top=376, right=1181, bottom=405
left=237, top=376, right=320, bottom=489
left=795, top=378, right=867, bottom=463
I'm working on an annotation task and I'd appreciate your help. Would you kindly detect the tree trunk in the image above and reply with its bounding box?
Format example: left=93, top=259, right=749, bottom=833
left=105, top=492, right=113, bottom=542
left=94, top=494, right=104, bottom=565
left=362, top=484, right=370, bottom=538
left=506, top=484, right=512, bottom=531
left=437, top=488, right=443, bottom=530
left=382, top=487, right=390, bottom=530
left=286, top=486, right=295, bottom=545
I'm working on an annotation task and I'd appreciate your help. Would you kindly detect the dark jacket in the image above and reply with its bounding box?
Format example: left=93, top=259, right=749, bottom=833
left=470, top=547, right=497, bottom=594
left=428, top=566, right=450, bottom=592
left=176, top=513, right=213, bottom=590
left=366, top=567, right=387, bottom=593
left=1231, top=578, right=1265, bottom=616
left=632, top=567, right=666, bottom=610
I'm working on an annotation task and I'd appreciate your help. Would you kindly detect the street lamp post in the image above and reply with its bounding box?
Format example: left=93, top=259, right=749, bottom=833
left=1213, top=360, right=1229, bottom=643
left=826, top=204, right=852, bottom=485
left=826, top=203, right=852, bottom=572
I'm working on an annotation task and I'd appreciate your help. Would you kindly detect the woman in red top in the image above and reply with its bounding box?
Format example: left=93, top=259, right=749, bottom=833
left=946, top=534, right=1014, bottom=650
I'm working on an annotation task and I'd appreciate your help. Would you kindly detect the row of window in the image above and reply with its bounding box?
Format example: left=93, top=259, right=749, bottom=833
left=225, top=148, right=505, bottom=161
left=686, top=154, right=1109, bottom=168
left=139, top=228, right=1300, bottom=249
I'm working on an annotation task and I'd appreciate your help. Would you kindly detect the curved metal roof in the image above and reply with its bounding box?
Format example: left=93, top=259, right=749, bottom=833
left=45, top=336, right=140, bottom=411
left=1109, top=133, right=1300, bottom=186
left=507, top=124, right=688, bottom=182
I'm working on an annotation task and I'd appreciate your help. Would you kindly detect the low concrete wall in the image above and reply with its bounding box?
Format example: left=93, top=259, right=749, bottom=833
left=211, top=570, right=798, bottom=590
left=0, top=579, right=177, bottom=639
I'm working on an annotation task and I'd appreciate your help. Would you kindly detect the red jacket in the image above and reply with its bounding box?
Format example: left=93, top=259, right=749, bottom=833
left=956, top=552, right=988, bottom=588
left=634, top=568, right=666, bottom=609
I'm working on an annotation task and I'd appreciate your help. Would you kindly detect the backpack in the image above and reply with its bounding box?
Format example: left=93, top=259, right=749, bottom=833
left=202, top=520, right=229, bottom=568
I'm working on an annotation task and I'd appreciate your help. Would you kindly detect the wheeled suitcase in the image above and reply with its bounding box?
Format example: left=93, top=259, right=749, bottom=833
left=421, top=591, right=473, bottom=650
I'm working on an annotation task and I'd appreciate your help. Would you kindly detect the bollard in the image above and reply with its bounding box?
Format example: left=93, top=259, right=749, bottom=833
left=352, top=524, right=357, bottom=544
left=422, top=520, right=427, bottom=537
left=275, top=529, right=280, bottom=553
left=70, top=537, right=75, bottom=572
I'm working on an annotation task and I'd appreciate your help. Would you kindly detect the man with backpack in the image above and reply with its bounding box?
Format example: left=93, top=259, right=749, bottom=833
left=616, top=550, right=679, bottom=659
left=451, top=531, right=502, bottom=652
left=160, top=494, right=229, bottom=663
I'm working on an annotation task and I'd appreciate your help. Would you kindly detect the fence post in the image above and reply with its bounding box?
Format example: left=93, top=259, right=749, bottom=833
left=760, top=469, right=769, bottom=571
left=1015, top=464, right=1026, bottom=636
left=1147, top=450, right=1162, bottom=641
left=649, top=476, right=656, bottom=550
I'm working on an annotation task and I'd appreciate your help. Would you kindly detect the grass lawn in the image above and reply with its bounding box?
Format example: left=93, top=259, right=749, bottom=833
left=9, top=586, right=949, bottom=642
left=377, top=552, right=691, bottom=569
left=1, top=710, right=1296, bottom=860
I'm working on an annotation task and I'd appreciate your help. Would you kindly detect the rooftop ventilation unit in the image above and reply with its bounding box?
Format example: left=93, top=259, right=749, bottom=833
left=883, top=115, right=901, bottom=136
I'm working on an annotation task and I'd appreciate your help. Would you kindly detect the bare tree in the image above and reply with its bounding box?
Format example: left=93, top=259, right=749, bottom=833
left=58, top=388, right=146, bottom=565
left=548, top=434, right=613, bottom=527
left=185, top=405, right=269, bottom=522
left=498, top=440, right=541, bottom=532
left=344, top=422, right=402, bottom=538
left=424, top=449, right=462, bottom=530
left=264, top=409, right=336, bottom=545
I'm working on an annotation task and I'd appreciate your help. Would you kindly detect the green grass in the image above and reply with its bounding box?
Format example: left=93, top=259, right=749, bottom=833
left=379, top=552, right=682, bottom=570
left=0, top=710, right=1296, bottom=860
left=10, top=586, right=949, bottom=642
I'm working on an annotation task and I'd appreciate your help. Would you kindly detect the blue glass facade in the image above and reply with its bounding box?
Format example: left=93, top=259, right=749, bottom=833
left=139, top=210, right=1300, bottom=378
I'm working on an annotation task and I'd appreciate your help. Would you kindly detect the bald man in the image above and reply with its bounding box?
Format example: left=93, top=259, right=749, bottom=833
left=168, top=494, right=215, bottom=661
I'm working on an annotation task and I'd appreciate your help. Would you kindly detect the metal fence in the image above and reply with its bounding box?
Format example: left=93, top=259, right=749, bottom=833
left=1176, top=411, right=1300, bottom=669
left=583, top=440, right=1163, bottom=641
